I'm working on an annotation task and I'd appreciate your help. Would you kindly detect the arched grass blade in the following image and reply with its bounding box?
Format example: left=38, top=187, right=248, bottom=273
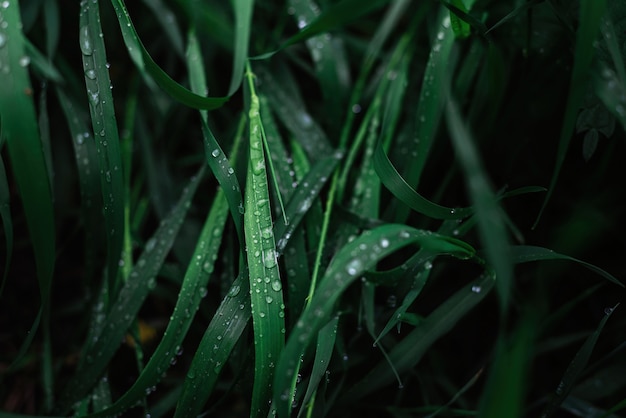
left=86, top=187, right=230, bottom=417
left=56, top=170, right=203, bottom=414
left=244, top=62, right=286, bottom=417
left=541, top=304, right=619, bottom=418
left=174, top=273, right=251, bottom=417
left=374, top=140, right=472, bottom=219
left=344, top=271, right=494, bottom=402
left=446, top=98, right=513, bottom=311
left=272, top=224, right=475, bottom=417
left=80, top=0, right=125, bottom=290
left=535, top=0, right=607, bottom=227
left=108, top=0, right=229, bottom=109
left=509, top=245, right=623, bottom=287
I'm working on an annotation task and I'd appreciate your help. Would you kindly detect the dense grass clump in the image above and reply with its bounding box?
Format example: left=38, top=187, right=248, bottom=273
left=1, top=0, right=626, bottom=416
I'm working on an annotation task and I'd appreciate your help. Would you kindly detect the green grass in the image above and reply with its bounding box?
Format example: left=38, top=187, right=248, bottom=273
left=1, top=0, right=626, bottom=417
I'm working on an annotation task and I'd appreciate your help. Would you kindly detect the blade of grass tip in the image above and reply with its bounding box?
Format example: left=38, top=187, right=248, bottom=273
left=43, top=0, right=59, bottom=59
left=478, top=312, right=537, bottom=418
left=0, top=156, right=12, bottom=297
left=173, top=272, right=251, bottom=418
left=534, top=0, right=607, bottom=228
left=108, top=0, right=229, bottom=109
left=446, top=98, right=513, bottom=311
left=187, top=27, right=245, bottom=250
left=0, top=2, right=56, bottom=404
left=541, top=304, right=619, bottom=418
left=141, top=0, right=185, bottom=58
left=55, top=169, right=204, bottom=414
left=80, top=0, right=125, bottom=291
left=272, top=224, right=476, bottom=416
left=228, top=0, right=253, bottom=95
left=244, top=62, right=286, bottom=417
left=484, top=0, right=544, bottom=35
left=88, top=187, right=231, bottom=417
left=298, top=316, right=339, bottom=418
left=344, top=270, right=494, bottom=403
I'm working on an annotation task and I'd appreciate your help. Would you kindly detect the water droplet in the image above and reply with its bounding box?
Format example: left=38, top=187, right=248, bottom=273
left=211, top=149, right=220, bottom=157
left=604, top=307, right=614, bottom=315
left=263, top=249, right=277, bottom=268
left=227, top=167, right=235, bottom=175
left=79, top=25, right=93, bottom=55
left=145, top=238, right=156, bottom=252
left=229, top=285, right=241, bottom=297
left=351, top=103, right=362, bottom=113
left=259, top=312, right=266, bottom=318
left=380, top=238, right=389, bottom=248
left=261, top=227, right=273, bottom=239
left=1, top=1, right=9, bottom=9
left=199, top=287, right=208, bottom=298
left=105, top=170, right=111, bottom=183
left=271, top=280, right=282, bottom=292
left=18, top=56, right=30, bottom=67
left=424, top=261, right=433, bottom=270
left=148, top=278, right=157, bottom=289
left=0, top=34, right=7, bottom=48
left=85, top=69, right=96, bottom=79
left=266, top=295, right=273, bottom=304
left=346, top=259, right=362, bottom=276
left=471, top=285, right=481, bottom=293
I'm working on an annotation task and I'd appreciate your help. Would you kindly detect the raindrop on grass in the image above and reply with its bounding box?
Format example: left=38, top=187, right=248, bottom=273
left=79, top=26, right=93, bottom=55
left=211, top=149, right=220, bottom=157
left=0, top=34, right=7, bottom=48
left=271, top=280, right=282, bottom=292
left=471, top=285, right=481, bottom=293
left=263, top=249, right=277, bottom=268
left=229, top=285, right=241, bottom=297
left=346, top=259, right=362, bottom=276
left=266, top=296, right=273, bottom=304
left=85, top=69, right=96, bottom=79
left=604, top=307, right=614, bottom=315
left=18, top=56, right=30, bottom=67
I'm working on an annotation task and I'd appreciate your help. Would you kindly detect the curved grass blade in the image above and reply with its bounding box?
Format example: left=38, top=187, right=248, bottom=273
left=229, top=0, right=253, bottom=95
left=541, top=304, right=619, bottom=418
left=56, top=170, right=203, bottom=414
left=374, top=140, right=472, bottom=220
left=24, top=39, right=63, bottom=83
left=108, top=0, right=229, bottom=109
left=344, top=271, right=494, bottom=401
left=509, top=245, right=623, bottom=287
left=446, top=98, right=513, bottom=311
left=274, top=150, right=342, bottom=254
left=0, top=156, right=12, bottom=296
left=86, top=188, right=230, bottom=417
left=535, top=0, right=607, bottom=227
left=80, top=0, right=125, bottom=289
left=272, top=224, right=475, bottom=416
left=0, top=0, right=55, bottom=378
left=298, top=316, right=339, bottom=417
left=187, top=27, right=245, bottom=249
left=244, top=62, right=286, bottom=418
left=142, top=0, right=184, bottom=57
left=173, top=272, right=251, bottom=417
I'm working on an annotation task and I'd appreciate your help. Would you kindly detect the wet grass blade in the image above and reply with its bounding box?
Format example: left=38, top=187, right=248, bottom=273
left=535, top=0, right=607, bottom=227
left=80, top=0, right=125, bottom=289
left=0, top=0, right=55, bottom=383
left=56, top=170, right=203, bottom=414
left=87, top=186, right=230, bottom=417
left=446, top=98, right=513, bottom=311
left=272, top=224, right=476, bottom=416
left=174, top=272, right=251, bottom=417
left=229, top=0, right=253, bottom=95
left=108, top=0, right=229, bottom=109
left=244, top=62, right=286, bottom=418
left=0, top=156, right=12, bottom=296
left=345, top=271, right=494, bottom=401
left=541, top=304, right=618, bottom=417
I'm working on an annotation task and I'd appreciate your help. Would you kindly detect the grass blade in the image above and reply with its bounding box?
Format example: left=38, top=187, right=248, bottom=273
left=56, top=169, right=203, bottom=414
left=244, top=62, right=286, bottom=418
left=229, top=0, right=253, bottom=95
left=0, top=156, right=12, bottom=296
left=80, top=0, right=125, bottom=290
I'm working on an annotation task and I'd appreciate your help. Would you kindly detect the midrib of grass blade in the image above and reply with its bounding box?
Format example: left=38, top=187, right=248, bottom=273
left=344, top=270, right=494, bottom=402
left=0, top=3, right=55, bottom=406
left=534, top=0, right=607, bottom=227
left=272, top=224, right=476, bottom=417
left=56, top=170, right=203, bottom=414
left=541, top=304, right=618, bottom=418
left=108, top=0, right=229, bottom=109
left=80, top=0, right=124, bottom=291
left=446, top=98, right=513, bottom=311
left=87, top=187, right=230, bottom=418
left=173, top=271, right=251, bottom=417
left=245, top=62, right=286, bottom=418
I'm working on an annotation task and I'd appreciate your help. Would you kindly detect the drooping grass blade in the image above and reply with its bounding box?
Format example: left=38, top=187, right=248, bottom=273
left=80, top=0, right=125, bottom=291
left=228, top=0, right=253, bottom=95
left=56, top=169, right=204, bottom=414
left=272, top=224, right=476, bottom=416
left=244, top=62, right=286, bottom=417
